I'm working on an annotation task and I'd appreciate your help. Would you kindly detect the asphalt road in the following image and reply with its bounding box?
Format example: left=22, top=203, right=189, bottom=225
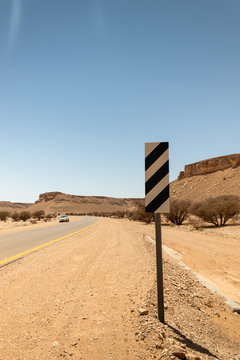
left=0, top=216, right=99, bottom=263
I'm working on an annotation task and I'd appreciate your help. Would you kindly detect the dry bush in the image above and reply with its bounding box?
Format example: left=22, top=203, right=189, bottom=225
left=130, top=204, right=154, bottom=224
left=11, top=212, right=20, bottom=222
left=44, top=214, right=54, bottom=222
left=18, top=211, right=31, bottom=222
left=0, top=211, right=10, bottom=221
left=165, top=199, right=191, bottom=225
left=112, top=211, right=126, bottom=218
left=30, top=219, right=38, bottom=224
left=33, top=210, right=45, bottom=220
left=191, top=195, right=240, bottom=227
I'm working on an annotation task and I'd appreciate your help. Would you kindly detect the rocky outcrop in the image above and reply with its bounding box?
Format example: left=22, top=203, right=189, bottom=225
left=178, top=154, right=240, bottom=179
left=35, top=192, right=63, bottom=203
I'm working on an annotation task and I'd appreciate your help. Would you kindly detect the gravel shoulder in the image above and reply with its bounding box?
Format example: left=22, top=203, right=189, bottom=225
left=145, top=222, right=240, bottom=304
left=0, top=218, right=239, bottom=360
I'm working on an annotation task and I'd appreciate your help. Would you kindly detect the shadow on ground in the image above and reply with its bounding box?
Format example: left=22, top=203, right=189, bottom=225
left=166, top=323, right=220, bottom=359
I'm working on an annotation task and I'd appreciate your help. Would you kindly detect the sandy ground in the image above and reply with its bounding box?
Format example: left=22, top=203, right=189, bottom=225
left=146, top=223, right=240, bottom=303
left=0, top=218, right=239, bottom=360
left=0, top=218, right=152, bottom=359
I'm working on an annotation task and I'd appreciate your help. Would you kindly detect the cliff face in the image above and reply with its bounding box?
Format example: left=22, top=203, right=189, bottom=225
left=178, top=154, right=240, bottom=179
left=171, top=165, right=240, bottom=203
left=35, top=192, right=63, bottom=203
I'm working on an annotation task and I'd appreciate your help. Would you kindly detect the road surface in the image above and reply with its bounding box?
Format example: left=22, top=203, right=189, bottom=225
left=0, top=216, right=98, bottom=264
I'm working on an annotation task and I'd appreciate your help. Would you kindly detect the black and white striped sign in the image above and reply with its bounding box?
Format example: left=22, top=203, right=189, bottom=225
left=145, top=142, right=170, bottom=213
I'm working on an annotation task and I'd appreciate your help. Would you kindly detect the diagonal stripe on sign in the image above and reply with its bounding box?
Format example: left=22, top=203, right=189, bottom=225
left=145, top=160, right=169, bottom=194
left=145, top=148, right=169, bottom=182
left=145, top=142, right=168, bottom=171
left=155, top=198, right=170, bottom=213
left=145, top=185, right=169, bottom=213
left=145, top=142, right=159, bottom=157
left=145, top=173, right=169, bottom=207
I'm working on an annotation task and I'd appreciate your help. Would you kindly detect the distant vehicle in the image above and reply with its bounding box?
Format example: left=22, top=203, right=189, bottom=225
left=59, top=215, right=69, bottom=223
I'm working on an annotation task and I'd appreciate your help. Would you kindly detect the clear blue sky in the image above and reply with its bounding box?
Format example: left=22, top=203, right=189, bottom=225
left=0, top=0, right=239, bottom=202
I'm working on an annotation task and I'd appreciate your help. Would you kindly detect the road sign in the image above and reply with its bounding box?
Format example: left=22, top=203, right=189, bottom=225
left=145, top=142, right=170, bottom=213
left=145, top=142, right=170, bottom=324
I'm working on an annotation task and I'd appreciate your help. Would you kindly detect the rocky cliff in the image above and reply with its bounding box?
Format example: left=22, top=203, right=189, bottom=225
left=171, top=163, right=240, bottom=202
left=178, top=154, right=240, bottom=179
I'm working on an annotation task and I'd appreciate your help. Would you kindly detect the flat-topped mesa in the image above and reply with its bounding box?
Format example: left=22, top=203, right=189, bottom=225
left=35, top=192, right=63, bottom=203
left=178, top=154, right=240, bottom=180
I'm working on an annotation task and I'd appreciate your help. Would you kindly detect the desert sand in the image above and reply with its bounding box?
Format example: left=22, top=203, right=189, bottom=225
left=0, top=217, right=239, bottom=359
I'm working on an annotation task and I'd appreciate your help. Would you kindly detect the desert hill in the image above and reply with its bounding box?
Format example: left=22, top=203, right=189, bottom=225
left=171, top=154, right=240, bottom=202
left=0, top=192, right=143, bottom=215
left=27, top=192, right=143, bottom=215
left=0, top=201, right=32, bottom=213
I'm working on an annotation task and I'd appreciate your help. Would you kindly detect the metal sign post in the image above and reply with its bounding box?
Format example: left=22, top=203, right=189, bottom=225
left=145, top=142, right=170, bottom=324
left=154, top=213, right=164, bottom=323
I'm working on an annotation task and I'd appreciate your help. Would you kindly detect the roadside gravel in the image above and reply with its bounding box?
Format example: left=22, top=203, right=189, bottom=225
left=132, top=233, right=240, bottom=359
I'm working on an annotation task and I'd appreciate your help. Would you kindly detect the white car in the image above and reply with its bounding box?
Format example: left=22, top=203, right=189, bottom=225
left=59, top=215, right=69, bottom=223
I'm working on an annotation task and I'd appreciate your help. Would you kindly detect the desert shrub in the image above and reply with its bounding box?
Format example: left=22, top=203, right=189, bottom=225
left=96, top=212, right=108, bottom=217
left=165, top=199, right=191, bottom=225
left=18, top=211, right=31, bottom=222
left=131, top=204, right=154, bottom=224
left=30, top=219, right=38, bottom=224
left=191, top=195, right=240, bottom=227
left=125, top=210, right=133, bottom=219
left=91, top=212, right=99, bottom=217
left=11, top=212, right=20, bottom=222
left=44, top=214, right=54, bottom=222
left=32, top=210, right=45, bottom=220
left=0, top=211, right=10, bottom=221
left=113, top=211, right=126, bottom=218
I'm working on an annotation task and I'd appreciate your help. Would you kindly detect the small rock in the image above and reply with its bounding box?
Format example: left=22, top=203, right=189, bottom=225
left=141, top=333, right=148, bottom=340
left=205, top=299, right=213, bottom=308
left=52, top=341, right=59, bottom=347
left=186, top=354, right=201, bottom=360
left=138, top=308, right=148, bottom=316
left=170, top=346, right=186, bottom=359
